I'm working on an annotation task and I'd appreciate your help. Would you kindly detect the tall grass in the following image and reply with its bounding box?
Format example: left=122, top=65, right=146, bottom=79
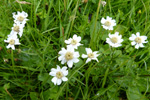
left=0, top=0, right=150, bottom=100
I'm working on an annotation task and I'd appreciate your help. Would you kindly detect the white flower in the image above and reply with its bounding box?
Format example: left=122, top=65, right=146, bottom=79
left=65, top=34, right=82, bottom=49
left=4, top=34, right=21, bottom=50
left=101, top=16, right=116, bottom=30
left=101, top=1, right=106, bottom=7
left=49, top=65, right=68, bottom=85
left=58, top=46, right=80, bottom=68
left=8, top=23, right=24, bottom=37
left=106, top=32, right=123, bottom=47
left=13, top=11, right=28, bottom=24
left=129, top=32, right=148, bottom=49
left=82, top=48, right=99, bottom=63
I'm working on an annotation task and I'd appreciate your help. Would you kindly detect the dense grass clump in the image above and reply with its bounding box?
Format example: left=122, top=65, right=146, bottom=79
left=0, top=0, right=150, bottom=100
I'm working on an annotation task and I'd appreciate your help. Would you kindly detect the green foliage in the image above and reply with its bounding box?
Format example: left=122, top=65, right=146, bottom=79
left=0, top=0, right=150, bottom=100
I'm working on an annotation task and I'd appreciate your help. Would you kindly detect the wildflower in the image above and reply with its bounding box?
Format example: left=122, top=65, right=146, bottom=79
left=4, top=34, right=21, bottom=50
left=106, top=32, right=123, bottom=47
left=13, top=11, right=28, bottom=24
left=101, top=1, right=106, bottom=7
left=16, top=0, right=31, bottom=4
left=8, top=23, right=24, bottom=37
left=82, top=0, right=88, bottom=3
left=49, top=65, right=68, bottom=85
left=3, top=58, right=9, bottom=63
left=58, top=46, right=80, bottom=68
left=129, top=32, right=148, bottom=49
left=65, top=34, right=82, bottom=49
left=101, top=16, right=116, bottom=30
left=82, top=48, right=99, bottom=63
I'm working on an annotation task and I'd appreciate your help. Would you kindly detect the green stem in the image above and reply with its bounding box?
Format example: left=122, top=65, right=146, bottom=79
left=11, top=49, right=17, bottom=78
left=102, top=66, right=110, bottom=88
left=11, top=50, right=15, bottom=67
left=90, top=0, right=101, bottom=48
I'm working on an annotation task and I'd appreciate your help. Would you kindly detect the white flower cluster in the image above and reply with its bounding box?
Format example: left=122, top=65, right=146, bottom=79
left=50, top=16, right=148, bottom=86
left=49, top=34, right=100, bottom=85
left=101, top=16, right=148, bottom=49
left=4, top=11, right=28, bottom=50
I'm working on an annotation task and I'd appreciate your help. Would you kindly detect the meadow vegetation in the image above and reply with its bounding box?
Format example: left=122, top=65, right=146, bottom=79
left=0, top=0, right=150, bottom=100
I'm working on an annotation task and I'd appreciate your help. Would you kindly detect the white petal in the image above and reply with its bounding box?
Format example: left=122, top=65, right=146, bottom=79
left=139, top=43, right=144, bottom=47
left=56, top=65, right=61, bottom=70
left=135, top=44, right=140, bottom=49
left=115, top=32, right=119, bottom=36
left=11, top=45, right=15, bottom=50
left=76, top=36, right=81, bottom=42
left=85, top=48, right=92, bottom=54
left=106, top=16, right=112, bottom=20
left=73, top=34, right=78, bottom=40
left=6, top=44, right=11, bottom=49
left=51, top=68, right=57, bottom=72
left=101, top=18, right=105, bottom=24
left=52, top=77, right=57, bottom=85
left=49, top=71, right=56, bottom=76
left=130, top=34, right=136, bottom=40
left=131, top=41, right=136, bottom=45
left=136, top=32, right=140, bottom=37
left=56, top=79, right=62, bottom=85
left=85, top=58, right=91, bottom=63
left=67, top=60, right=73, bottom=68
left=62, top=77, right=68, bottom=81
left=108, top=33, right=113, bottom=38
left=65, top=38, right=72, bottom=44
left=61, top=59, right=66, bottom=64
left=73, top=58, right=79, bottom=63
left=73, top=52, right=80, bottom=58
left=61, top=66, right=67, bottom=71
left=93, top=51, right=100, bottom=57
left=15, top=39, right=21, bottom=45
left=18, top=32, right=23, bottom=37
left=58, top=48, right=66, bottom=54
left=108, top=26, right=113, bottom=30
left=58, top=55, right=64, bottom=61
left=4, top=40, right=9, bottom=43
left=82, top=54, right=88, bottom=58
left=62, top=70, right=68, bottom=76
left=102, top=25, right=109, bottom=30
left=143, top=41, right=148, bottom=43
left=91, top=58, right=99, bottom=62
left=106, top=38, right=111, bottom=44
left=141, top=36, right=147, bottom=41
left=67, top=45, right=74, bottom=52
left=119, top=39, right=123, bottom=43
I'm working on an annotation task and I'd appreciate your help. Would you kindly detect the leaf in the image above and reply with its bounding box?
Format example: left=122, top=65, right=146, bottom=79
left=115, top=25, right=128, bottom=35
left=107, top=91, right=119, bottom=100
left=74, top=58, right=84, bottom=68
left=38, top=73, right=51, bottom=84
left=30, top=92, right=39, bottom=100
left=91, top=0, right=96, bottom=3
left=126, top=86, right=148, bottom=100
left=3, top=83, right=10, bottom=90
left=43, top=87, right=60, bottom=100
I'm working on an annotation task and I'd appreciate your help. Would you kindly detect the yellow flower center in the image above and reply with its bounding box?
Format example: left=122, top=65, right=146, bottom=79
left=13, top=25, right=20, bottom=32
left=104, top=21, right=111, bottom=26
left=56, top=71, right=63, bottom=79
left=17, top=16, right=24, bottom=22
left=135, top=37, right=142, bottom=43
left=65, top=52, right=73, bottom=60
left=88, top=53, right=94, bottom=58
left=9, top=39, right=15, bottom=45
left=110, top=37, right=118, bottom=43
left=71, top=39, right=77, bottom=45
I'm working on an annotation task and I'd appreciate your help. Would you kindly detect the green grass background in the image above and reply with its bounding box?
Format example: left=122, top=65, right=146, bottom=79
left=0, top=0, right=150, bottom=100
